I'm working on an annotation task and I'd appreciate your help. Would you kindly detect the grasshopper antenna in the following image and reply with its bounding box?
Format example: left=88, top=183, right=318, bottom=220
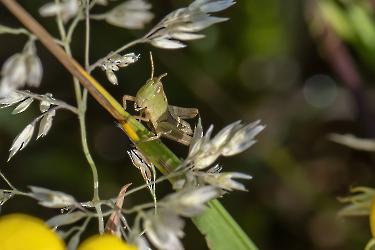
left=150, top=52, right=167, bottom=81
left=150, top=52, right=154, bottom=78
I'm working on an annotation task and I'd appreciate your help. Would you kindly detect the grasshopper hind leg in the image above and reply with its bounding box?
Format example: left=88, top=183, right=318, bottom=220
left=157, top=122, right=193, bottom=146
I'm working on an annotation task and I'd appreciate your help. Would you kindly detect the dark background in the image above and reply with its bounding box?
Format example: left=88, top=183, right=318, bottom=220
left=1, top=0, right=375, bottom=249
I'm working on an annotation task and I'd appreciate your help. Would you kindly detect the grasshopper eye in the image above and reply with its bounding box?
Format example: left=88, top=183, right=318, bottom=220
left=154, top=84, right=163, bottom=94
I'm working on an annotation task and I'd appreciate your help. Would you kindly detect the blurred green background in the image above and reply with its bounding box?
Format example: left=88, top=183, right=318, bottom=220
left=2, top=0, right=375, bottom=249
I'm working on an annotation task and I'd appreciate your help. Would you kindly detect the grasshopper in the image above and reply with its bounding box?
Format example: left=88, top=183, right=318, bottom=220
left=123, top=53, right=198, bottom=146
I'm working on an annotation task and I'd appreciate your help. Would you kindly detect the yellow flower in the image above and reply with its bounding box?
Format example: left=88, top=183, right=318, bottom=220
left=0, top=213, right=65, bottom=250
left=366, top=196, right=375, bottom=250
left=0, top=213, right=138, bottom=250
left=77, top=234, right=138, bottom=250
left=370, top=195, right=375, bottom=238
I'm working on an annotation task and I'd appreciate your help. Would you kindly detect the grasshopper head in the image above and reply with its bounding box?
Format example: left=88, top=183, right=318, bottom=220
left=134, top=74, right=167, bottom=111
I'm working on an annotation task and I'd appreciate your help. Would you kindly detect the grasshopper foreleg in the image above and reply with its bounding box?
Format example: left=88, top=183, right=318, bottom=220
left=123, top=95, right=136, bottom=110
left=123, top=96, right=151, bottom=123
left=127, top=109, right=150, bottom=122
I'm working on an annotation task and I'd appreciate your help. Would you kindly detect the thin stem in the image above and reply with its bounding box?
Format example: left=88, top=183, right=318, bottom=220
left=61, top=226, right=80, bottom=240
left=78, top=1, right=100, bottom=202
left=66, top=7, right=83, bottom=45
left=95, top=203, right=105, bottom=234
left=67, top=59, right=99, bottom=203
left=122, top=202, right=157, bottom=214
left=2, top=189, right=29, bottom=196
left=60, top=4, right=99, bottom=202
left=54, top=0, right=66, bottom=41
left=85, top=0, right=90, bottom=71
left=120, top=214, right=131, bottom=232
left=76, top=216, right=92, bottom=237
left=89, top=13, right=107, bottom=20
left=0, top=171, right=16, bottom=190
left=0, top=26, right=34, bottom=37
left=52, top=38, right=65, bottom=46
left=151, top=165, right=157, bottom=214
left=88, top=38, right=144, bottom=73
left=78, top=107, right=100, bottom=201
left=132, top=212, right=143, bottom=235
left=15, top=90, right=78, bottom=113
left=82, top=88, right=88, bottom=104
left=69, top=55, right=83, bottom=104
left=62, top=11, right=83, bottom=103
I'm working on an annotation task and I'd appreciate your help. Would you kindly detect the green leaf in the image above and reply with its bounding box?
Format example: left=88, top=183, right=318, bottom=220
left=193, top=199, right=259, bottom=250
left=318, top=0, right=356, bottom=42
left=347, top=4, right=375, bottom=50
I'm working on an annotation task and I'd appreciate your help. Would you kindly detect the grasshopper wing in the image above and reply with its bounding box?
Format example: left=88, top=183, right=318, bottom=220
left=168, top=105, right=198, bottom=119
left=178, top=119, right=193, bottom=135
left=156, top=121, right=193, bottom=146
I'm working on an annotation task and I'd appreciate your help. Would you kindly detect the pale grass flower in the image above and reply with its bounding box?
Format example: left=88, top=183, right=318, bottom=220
left=174, top=118, right=262, bottom=194
left=29, top=186, right=77, bottom=208
left=163, top=186, right=219, bottom=217
left=0, top=40, right=42, bottom=98
left=222, top=122, right=265, bottom=156
left=0, top=54, right=27, bottom=96
left=37, top=109, right=56, bottom=139
left=128, top=229, right=150, bottom=250
left=39, top=0, right=79, bottom=23
left=0, top=190, right=13, bottom=208
left=95, top=0, right=110, bottom=5
left=143, top=208, right=185, bottom=250
left=11, top=97, right=34, bottom=115
left=186, top=118, right=265, bottom=170
left=338, top=186, right=375, bottom=217
left=337, top=186, right=375, bottom=249
left=2, top=92, right=57, bottom=157
left=104, top=0, right=154, bottom=29
left=8, top=124, right=34, bottom=161
left=0, top=91, right=27, bottom=107
left=175, top=164, right=252, bottom=193
left=143, top=0, right=235, bottom=49
left=106, top=70, right=118, bottom=85
left=203, top=172, right=252, bottom=191
left=101, top=53, right=139, bottom=85
left=206, top=164, right=222, bottom=173
left=46, top=211, right=87, bottom=227
left=39, top=93, right=54, bottom=112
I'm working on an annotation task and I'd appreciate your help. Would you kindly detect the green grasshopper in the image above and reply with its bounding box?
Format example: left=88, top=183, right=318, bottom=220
left=123, top=53, right=198, bottom=146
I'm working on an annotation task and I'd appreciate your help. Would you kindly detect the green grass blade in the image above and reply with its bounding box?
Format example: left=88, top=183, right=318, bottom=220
left=192, top=199, right=259, bottom=250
